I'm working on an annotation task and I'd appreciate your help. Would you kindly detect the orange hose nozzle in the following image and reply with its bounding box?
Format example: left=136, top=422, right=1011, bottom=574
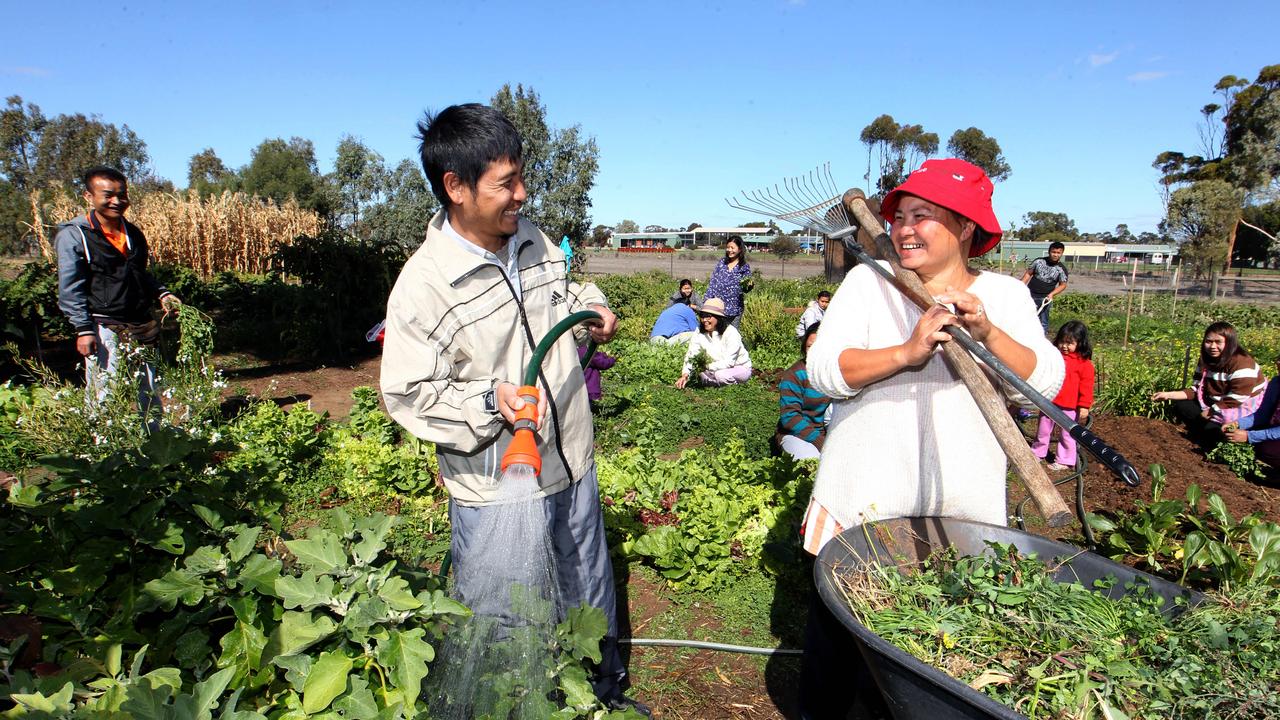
left=501, top=427, right=542, bottom=476
left=501, top=385, right=542, bottom=475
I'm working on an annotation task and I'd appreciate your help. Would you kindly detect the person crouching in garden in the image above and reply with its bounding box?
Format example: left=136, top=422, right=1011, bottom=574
left=1223, top=354, right=1280, bottom=475
left=798, top=158, right=1064, bottom=719
left=776, top=322, right=830, bottom=460
left=1152, top=321, right=1268, bottom=445
left=56, top=165, right=181, bottom=414
left=649, top=300, right=699, bottom=344
left=794, top=290, right=830, bottom=338
left=674, top=298, right=752, bottom=388
left=669, top=278, right=702, bottom=307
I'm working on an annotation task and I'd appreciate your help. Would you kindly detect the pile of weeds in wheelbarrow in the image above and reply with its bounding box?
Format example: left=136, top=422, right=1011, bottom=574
left=835, top=540, right=1280, bottom=719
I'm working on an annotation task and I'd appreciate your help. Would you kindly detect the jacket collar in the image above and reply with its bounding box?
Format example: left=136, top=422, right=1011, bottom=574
left=424, top=210, right=540, bottom=286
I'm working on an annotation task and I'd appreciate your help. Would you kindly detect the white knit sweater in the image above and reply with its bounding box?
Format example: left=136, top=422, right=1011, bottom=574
left=681, top=325, right=752, bottom=375
left=806, top=263, right=1065, bottom=528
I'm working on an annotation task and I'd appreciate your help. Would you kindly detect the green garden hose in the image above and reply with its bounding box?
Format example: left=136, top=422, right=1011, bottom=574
left=524, top=309, right=601, bottom=386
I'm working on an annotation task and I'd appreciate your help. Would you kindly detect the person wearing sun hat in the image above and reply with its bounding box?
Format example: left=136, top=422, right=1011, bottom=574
left=674, top=297, right=753, bottom=388
left=797, top=158, right=1064, bottom=719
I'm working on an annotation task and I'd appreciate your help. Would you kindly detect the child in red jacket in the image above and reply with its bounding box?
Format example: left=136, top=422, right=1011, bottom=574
left=1033, top=320, right=1095, bottom=470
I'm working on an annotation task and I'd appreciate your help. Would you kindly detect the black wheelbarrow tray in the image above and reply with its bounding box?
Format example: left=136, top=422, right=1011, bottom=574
left=814, top=517, right=1202, bottom=720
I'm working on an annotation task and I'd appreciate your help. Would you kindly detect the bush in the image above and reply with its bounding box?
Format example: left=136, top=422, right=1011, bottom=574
left=148, top=231, right=406, bottom=362
left=1093, top=345, right=1180, bottom=419
left=0, top=261, right=68, bottom=348
left=595, top=381, right=779, bottom=459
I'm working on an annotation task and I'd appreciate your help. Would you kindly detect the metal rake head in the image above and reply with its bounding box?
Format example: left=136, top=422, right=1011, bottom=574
left=724, top=163, right=855, bottom=236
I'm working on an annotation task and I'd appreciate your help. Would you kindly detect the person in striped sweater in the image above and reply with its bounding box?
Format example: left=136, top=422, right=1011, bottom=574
left=1152, top=321, right=1268, bottom=444
left=776, top=322, right=830, bottom=460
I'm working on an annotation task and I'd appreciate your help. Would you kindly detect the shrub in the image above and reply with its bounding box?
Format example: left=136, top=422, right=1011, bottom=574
left=1093, top=345, right=1180, bottom=419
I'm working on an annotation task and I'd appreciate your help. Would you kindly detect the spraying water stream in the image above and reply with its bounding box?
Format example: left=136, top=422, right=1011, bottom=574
left=425, top=462, right=567, bottom=718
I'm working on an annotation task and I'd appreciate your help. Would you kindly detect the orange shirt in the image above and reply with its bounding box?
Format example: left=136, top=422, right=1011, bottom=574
left=89, top=213, right=129, bottom=256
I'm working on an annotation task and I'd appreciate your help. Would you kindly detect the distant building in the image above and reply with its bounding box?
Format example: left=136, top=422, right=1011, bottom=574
left=610, top=226, right=823, bottom=252
left=996, top=240, right=1177, bottom=265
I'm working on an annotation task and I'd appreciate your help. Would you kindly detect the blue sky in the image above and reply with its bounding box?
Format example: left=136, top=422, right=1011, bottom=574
left=4, top=0, right=1277, bottom=235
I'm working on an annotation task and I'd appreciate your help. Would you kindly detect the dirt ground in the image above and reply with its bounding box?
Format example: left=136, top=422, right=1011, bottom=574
left=218, top=356, right=1280, bottom=720
left=581, top=250, right=1280, bottom=303
left=1008, top=414, right=1279, bottom=540
left=218, top=353, right=383, bottom=419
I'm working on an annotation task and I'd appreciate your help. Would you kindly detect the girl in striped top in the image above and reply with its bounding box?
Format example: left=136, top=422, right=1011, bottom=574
left=776, top=322, right=831, bottom=460
left=1153, top=321, right=1268, bottom=443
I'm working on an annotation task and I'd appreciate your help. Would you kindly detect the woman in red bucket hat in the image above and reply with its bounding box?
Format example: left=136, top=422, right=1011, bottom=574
left=796, top=159, right=1065, bottom=719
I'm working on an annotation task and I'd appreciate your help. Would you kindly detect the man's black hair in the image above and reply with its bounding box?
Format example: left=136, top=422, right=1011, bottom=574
left=817, top=290, right=832, bottom=300
left=1048, top=241, right=1066, bottom=252
left=416, top=103, right=523, bottom=210
left=82, top=165, right=128, bottom=190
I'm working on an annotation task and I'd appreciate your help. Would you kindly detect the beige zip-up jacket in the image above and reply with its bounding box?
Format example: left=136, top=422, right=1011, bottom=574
left=380, top=211, right=607, bottom=506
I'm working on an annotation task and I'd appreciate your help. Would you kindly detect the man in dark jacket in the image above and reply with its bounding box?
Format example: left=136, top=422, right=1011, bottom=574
left=56, top=166, right=180, bottom=410
left=1020, top=241, right=1069, bottom=333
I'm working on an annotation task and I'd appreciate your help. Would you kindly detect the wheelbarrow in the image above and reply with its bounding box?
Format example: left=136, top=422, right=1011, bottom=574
left=814, top=517, right=1201, bottom=720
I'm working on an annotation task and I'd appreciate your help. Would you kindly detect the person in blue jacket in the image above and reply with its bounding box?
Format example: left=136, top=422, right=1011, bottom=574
left=650, top=301, right=699, bottom=344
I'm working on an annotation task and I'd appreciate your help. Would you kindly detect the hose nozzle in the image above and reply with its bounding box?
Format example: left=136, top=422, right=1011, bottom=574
left=500, top=385, right=542, bottom=476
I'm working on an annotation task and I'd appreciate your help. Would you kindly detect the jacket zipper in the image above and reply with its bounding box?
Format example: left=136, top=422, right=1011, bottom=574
left=498, top=263, right=576, bottom=485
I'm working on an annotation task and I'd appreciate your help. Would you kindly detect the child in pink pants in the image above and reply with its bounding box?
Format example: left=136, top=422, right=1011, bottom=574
left=1032, top=320, right=1095, bottom=470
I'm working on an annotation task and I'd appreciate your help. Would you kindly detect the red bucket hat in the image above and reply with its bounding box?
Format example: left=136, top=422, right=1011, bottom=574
left=880, top=158, right=1003, bottom=257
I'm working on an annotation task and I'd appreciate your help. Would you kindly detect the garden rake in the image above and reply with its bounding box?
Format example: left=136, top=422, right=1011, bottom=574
left=727, top=166, right=1140, bottom=527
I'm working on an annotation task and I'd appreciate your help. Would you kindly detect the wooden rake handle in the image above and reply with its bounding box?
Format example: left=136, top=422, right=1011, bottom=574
left=841, top=191, right=1075, bottom=528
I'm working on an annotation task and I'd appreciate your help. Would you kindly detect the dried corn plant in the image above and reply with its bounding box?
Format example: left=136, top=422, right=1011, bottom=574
left=29, top=189, right=322, bottom=276
left=134, top=191, right=322, bottom=276
left=26, top=188, right=80, bottom=261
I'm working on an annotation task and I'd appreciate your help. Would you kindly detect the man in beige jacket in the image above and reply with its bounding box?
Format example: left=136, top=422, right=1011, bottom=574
left=381, top=104, right=647, bottom=715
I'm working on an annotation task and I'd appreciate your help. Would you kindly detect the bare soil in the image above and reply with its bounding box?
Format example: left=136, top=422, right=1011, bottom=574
left=217, top=353, right=382, bottom=420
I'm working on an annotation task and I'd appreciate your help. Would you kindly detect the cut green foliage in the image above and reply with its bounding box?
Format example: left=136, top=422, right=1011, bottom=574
left=835, top=542, right=1280, bottom=719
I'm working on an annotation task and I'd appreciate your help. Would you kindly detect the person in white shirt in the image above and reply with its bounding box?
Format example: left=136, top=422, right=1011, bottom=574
left=674, top=297, right=753, bottom=388
left=794, top=290, right=830, bottom=338
left=798, top=158, right=1064, bottom=719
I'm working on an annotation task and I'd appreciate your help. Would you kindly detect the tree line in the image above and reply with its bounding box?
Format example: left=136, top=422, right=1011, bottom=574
left=1154, top=65, right=1280, bottom=274
left=854, top=66, right=1280, bottom=267
left=0, top=84, right=600, bottom=255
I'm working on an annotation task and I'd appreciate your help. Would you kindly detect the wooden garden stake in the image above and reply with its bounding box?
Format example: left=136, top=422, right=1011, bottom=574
left=1122, top=275, right=1133, bottom=349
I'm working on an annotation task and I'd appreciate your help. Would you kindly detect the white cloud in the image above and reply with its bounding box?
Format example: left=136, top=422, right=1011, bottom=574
left=2, top=66, right=50, bottom=77
left=1088, top=51, right=1119, bottom=68
left=1127, top=71, right=1169, bottom=82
